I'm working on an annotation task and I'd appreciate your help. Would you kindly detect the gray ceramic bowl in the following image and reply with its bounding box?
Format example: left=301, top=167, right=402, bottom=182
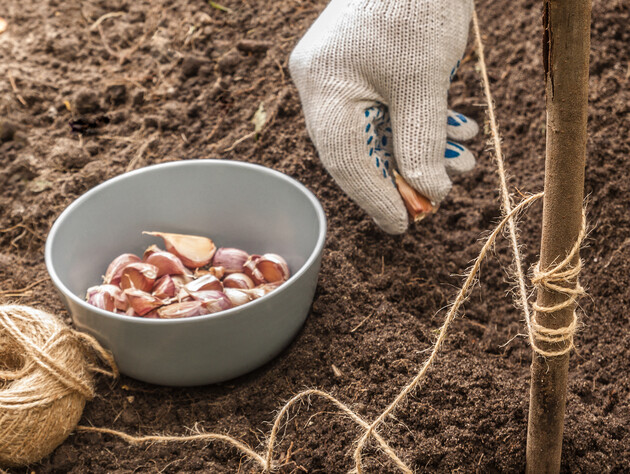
left=45, top=160, right=326, bottom=386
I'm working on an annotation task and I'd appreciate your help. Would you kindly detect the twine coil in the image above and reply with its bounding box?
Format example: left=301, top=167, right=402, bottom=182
left=527, top=213, right=586, bottom=357
left=0, top=305, right=117, bottom=467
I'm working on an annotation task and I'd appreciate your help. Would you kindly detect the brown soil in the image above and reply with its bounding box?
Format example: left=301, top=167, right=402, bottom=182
left=1, top=0, right=628, bottom=472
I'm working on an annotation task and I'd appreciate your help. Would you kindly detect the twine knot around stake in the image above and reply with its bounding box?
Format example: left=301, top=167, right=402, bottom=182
left=527, top=212, right=587, bottom=358
left=0, top=305, right=118, bottom=467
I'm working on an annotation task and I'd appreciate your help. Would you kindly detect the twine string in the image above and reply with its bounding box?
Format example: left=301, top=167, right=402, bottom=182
left=0, top=308, right=94, bottom=399
left=527, top=212, right=586, bottom=357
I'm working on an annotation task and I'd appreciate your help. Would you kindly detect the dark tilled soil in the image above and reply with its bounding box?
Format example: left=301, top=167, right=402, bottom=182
left=1, top=0, right=628, bottom=472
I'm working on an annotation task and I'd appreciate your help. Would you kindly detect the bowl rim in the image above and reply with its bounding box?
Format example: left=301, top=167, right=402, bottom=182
left=45, top=159, right=327, bottom=325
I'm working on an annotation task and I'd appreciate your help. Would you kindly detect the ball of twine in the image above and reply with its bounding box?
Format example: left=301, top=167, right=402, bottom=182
left=0, top=305, right=117, bottom=467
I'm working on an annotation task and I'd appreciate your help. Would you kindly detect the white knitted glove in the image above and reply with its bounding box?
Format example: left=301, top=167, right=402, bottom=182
left=289, top=0, right=478, bottom=234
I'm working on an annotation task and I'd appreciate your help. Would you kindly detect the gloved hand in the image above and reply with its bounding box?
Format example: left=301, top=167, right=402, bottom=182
left=289, top=0, right=478, bottom=234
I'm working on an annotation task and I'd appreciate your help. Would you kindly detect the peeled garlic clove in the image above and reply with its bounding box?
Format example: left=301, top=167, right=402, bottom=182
left=158, top=301, right=207, bottom=319
left=104, top=253, right=141, bottom=285
left=120, top=262, right=159, bottom=292
left=212, top=247, right=250, bottom=274
left=152, top=275, right=177, bottom=299
left=145, top=251, right=192, bottom=278
left=124, top=288, right=163, bottom=316
left=256, top=254, right=290, bottom=283
left=184, top=274, right=223, bottom=293
left=142, top=244, right=162, bottom=261
left=223, top=272, right=255, bottom=290
left=392, top=170, right=434, bottom=222
left=143, top=231, right=216, bottom=269
left=224, top=288, right=252, bottom=307
left=244, top=255, right=266, bottom=285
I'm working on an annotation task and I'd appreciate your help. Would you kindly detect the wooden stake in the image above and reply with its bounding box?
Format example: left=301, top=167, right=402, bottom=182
left=526, top=0, right=591, bottom=472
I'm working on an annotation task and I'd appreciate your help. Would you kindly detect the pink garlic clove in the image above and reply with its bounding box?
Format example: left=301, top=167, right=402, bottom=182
left=142, top=244, right=162, bottom=261
left=223, top=272, right=255, bottom=290
left=120, top=262, right=159, bottom=292
left=188, top=290, right=233, bottom=313
left=244, top=254, right=266, bottom=285
left=104, top=253, right=141, bottom=285
left=171, top=274, right=194, bottom=288
left=87, top=284, right=129, bottom=312
left=143, top=310, right=160, bottom=319
left=124, top=288, right=163, bottom=316
left=145, top=251, right=192, bottom=278
left=86, top=287, right=116, bottom=312
left=256, top=254, right=290, bottom=283
left=212, top=247, right=250, bottom=274
left=157, top=301, right=207, bottom=319
left=223, top=288, right=252, bottom=307
left=184, top=274, right=223, bottom=293
left=143, top=231, right=216, bottom=269
left=152, top=275, right=177, bottom=299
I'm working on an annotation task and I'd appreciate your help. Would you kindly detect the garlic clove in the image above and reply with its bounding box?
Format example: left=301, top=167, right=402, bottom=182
left=104, top=253, right=141, bottom=285
left=143, top=231, right=216, bottom=269
left=243, top=283, right=281, bottom=300
left=392, top=170, right=434, bottom=222
left=145, top=251, right=192, bottom=278
left=223, top=272, right=255, bottom=290
left=194, top=266, right=226, bottom=280
left=87, top=284, right=129, bottom=312
left=256, top=254, right=290, bottom=283
left=171, top=274, right=194, bottom=288
left=188, top=290, right=233, bottom=313
left=86, top=286, right=116, bottom=312
left=223, top=288, right=252, bottom=307
left=143, top=310, right=160, bottom=319
left=124, top=288, right=163, bottom=316
left=244, top=255, right=266, bottom=285
left=184, top=274, right=223, bottom=293
left=212, top=247, right=250, bottom=274
left=157, top=301, right=207, bottom=319
left=142, top=244, right=162, bottom=261
left=120, top=262, right=159, bottom=292
left=152, top=275, right=177, bottom=299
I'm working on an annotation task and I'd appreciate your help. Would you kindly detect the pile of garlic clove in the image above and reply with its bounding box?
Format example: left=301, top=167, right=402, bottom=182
left=85, top=232, right=290, bottom=319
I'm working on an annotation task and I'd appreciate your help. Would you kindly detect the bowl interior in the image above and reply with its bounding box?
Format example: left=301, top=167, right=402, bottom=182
left=47, top=160, right=325, bottom=304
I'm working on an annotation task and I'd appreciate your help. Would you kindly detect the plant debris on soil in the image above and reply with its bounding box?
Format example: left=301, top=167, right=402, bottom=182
left=1, top=0, right=629, bottom=472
